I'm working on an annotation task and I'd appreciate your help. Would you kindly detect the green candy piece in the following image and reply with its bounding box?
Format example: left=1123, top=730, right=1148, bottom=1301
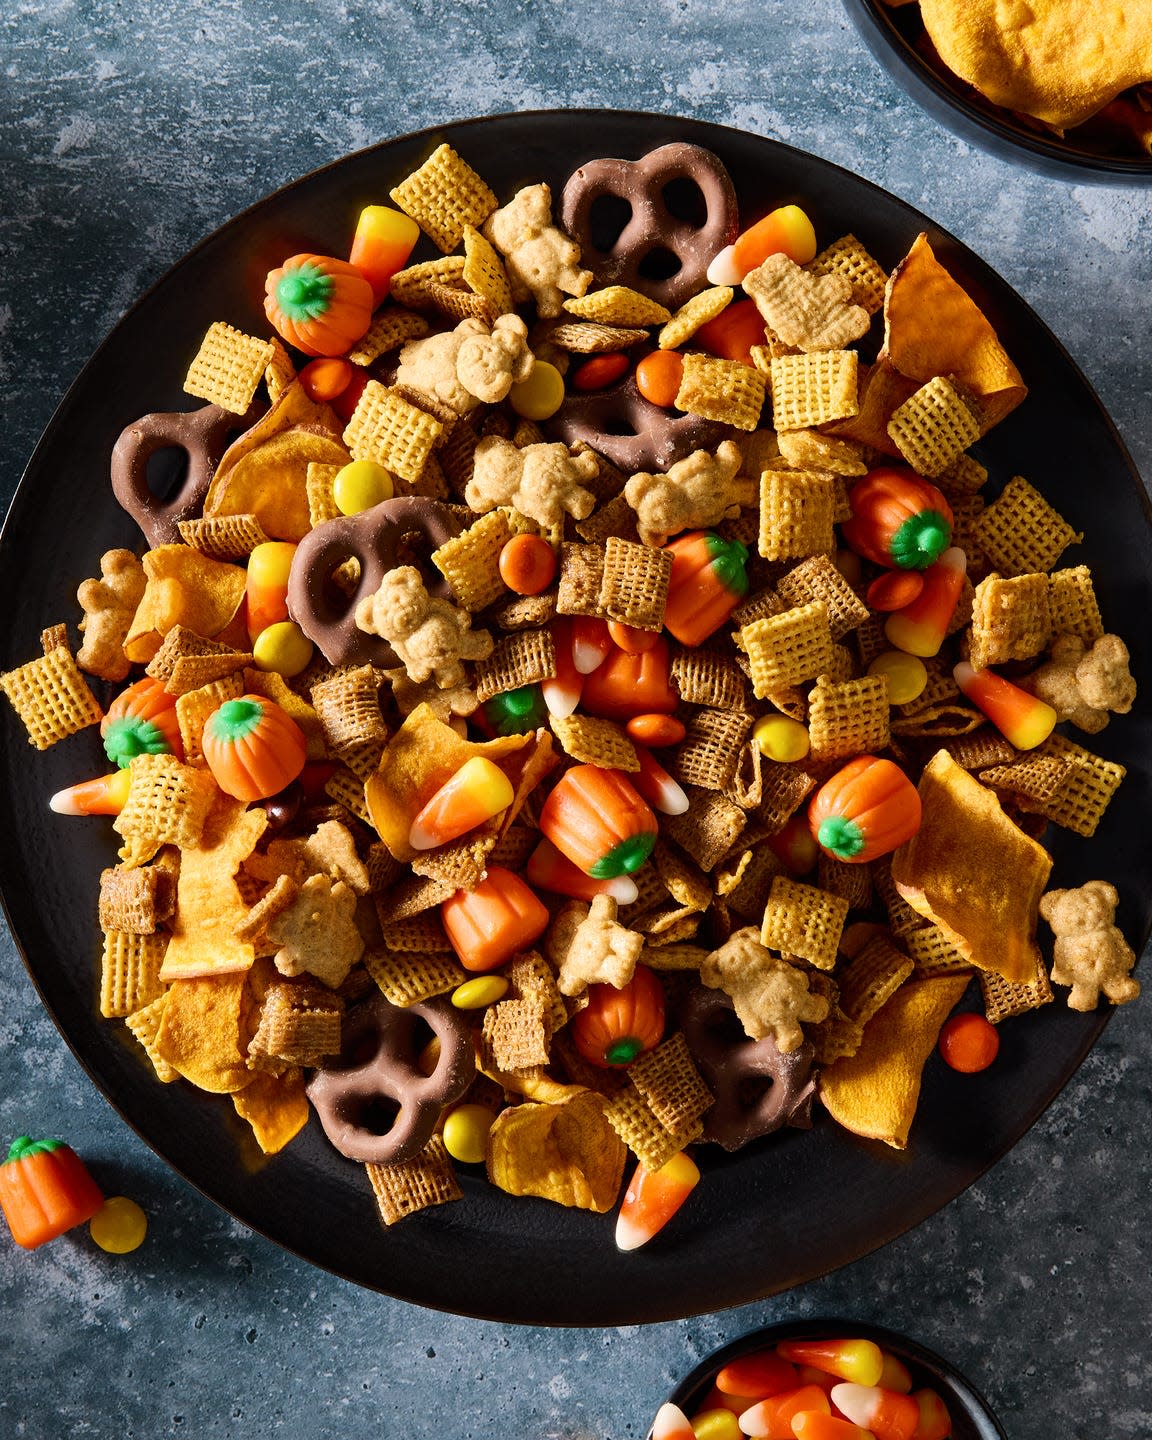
left=102, top=715, right=169, bottom=769
left=275, top=262, right=335, bottom=322
left=889, top=509, right=952, bottom=569
left=817, top=814, right=866, bottom=861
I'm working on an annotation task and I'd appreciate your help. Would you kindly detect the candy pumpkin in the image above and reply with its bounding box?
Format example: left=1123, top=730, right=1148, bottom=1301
left=662, top=530, right=749, bottom=647
left=808, top=754, right=922, bottom=863
left=539, top=765, right=658, bottom=878
left=101, top=676, right=183, bottom=767
left=264, top=253, right=374, bottom=358
left=572, top=964, right=665, bottom=1067
left=440, top=867, right=550, bottom=973
left=0, top=1136, right=104, bottom=1249
left=201, top=695, right=307, bottom=801
left=842, top=466, right=954, bottom=571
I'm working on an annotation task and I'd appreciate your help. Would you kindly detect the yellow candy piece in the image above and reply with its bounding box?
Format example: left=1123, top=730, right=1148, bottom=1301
left=333, top=459, right=394, bottom=515
left=752, top=713, right=810, bottom=762
left=692, top=1408, right=744, bottom=1440
left=509, top=361, right=565, bottom=420
left=868, top=648, right=928, bottom=705
left=246, top=540, right=297, bottom=588
left=451, top=974, right=510, bottom=1009
left=442, top=1104, right=497, bottom=1165
left=252, top=620, right=314, bottom=678
left=89, top=1196, right=148, bottom=1254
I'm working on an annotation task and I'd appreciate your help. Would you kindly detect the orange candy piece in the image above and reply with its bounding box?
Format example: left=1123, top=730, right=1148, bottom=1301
left=910, top=1388, right=953, bottom=1440
left=498, top=533, right=557, bottom=595
left=625, top=712, right=687, bottom=748
left=866, top=569, right=925, bottom=613
left=651, top=1402, right=696, bottom=1440
left=49, top=768, right=133, bottom=817
left=716, top=1350, right=799, bottom=1400
left=635, top=349, right=685, bottom=408
left=349, top=204, right=420, bottom=307
left=938, top=1010, right=1000, bottom=1072
left=775, top=1339, right=884, bottom=1387
left=298, top=356, right=355, bottom=403
left=440, top=866, right=549, bottom=972
left=694, top=297, right=768, bottom=364
left=614, top=1150, right=700, bottom=1251
left=739, top=1384, right=830, bottom=1439
left=607, top=619, right=660, bottom=653
left=884, top=547, right=967, bottom=658
left=580, top=636, right=678, bottom=720
left=572, top=352, right=631, bottom=391
left=790, top=1413, right=873, bottom=1440
left=952, top=660, right=1057, bottom=750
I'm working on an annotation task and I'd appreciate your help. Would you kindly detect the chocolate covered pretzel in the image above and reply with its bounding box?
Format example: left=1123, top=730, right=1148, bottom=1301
left=110, top=399, right=266, bottom=547
left=547, top=371, right=726, bottom=473
left=306, top=992, right=475, bottom=1166
left=680, top=985, right=816, bottom=1151
left=287, top=496, right=463, bottom=667
left=560, top=142, right=739, bottom=311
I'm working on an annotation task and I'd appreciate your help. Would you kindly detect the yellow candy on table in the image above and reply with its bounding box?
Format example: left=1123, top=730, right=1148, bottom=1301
left=508, top=361, right=565, bottom=420
left=442, top=1103, right=497, bottom=1165
left=252, top=620, right=314, bottom=678
left=451, top=974, right=510, bottom=1009
left=752, top=713, right=810, bottom=762
left=868, top=648, right=928, bottom=705
left=333, top=459, right=394, bottom=515
left=89, top=1196, right=148, bottom=1254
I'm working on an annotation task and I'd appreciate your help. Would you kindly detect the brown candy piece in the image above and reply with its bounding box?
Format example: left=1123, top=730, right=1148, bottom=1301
left=287, top=496, right=463, bottom=667
left=547, top=372, right=726, bottom=474
left=560, top=142, right=739, bottom=311
left=306, top=992, right=474, bottom=1165
left=679, top=985, right=816, bottom=1151
left=110, top=400, right=266, bottom=547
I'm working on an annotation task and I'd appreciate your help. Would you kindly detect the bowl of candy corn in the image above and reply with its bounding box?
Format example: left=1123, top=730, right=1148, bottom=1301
left=652, top=1321, right=1006, bottom=1440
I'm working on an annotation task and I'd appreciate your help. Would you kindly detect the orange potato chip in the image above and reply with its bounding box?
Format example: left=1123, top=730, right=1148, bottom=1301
left=159, top=795, right=267, bottom=981
left=920, top=0, right=1152, bottom=130
left=203, top=380, right=350, bottom=542
left=232, top=1067, right=310, bottom=1154
left=880, top=234, right=1027, bottom=434
left=485, top=1090, right=625, bottom=1212
left=364, top=702, right=538, bottom=862
left=123, top=546, right=247, bottom=664
left=891, top=749, right=1052, bottom=985
left=154, top=974, right=253, bottom=1093
left=819, top=973, right=971, bottom=1148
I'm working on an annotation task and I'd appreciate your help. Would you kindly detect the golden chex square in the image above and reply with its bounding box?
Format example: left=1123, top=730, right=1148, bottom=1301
left=760, top=875, right=849, bottom=971
left=343, top=380, right=444, bottom=483
left=675, top=352, right=766, bottom=431
left=887, top=375, right=982, bottom=476
left=389, top=142, right=498, bottom=253
left=972, top=475, right=1084, bottom=577
left=769, top=350, right=859, bottom=431
left=183, top=321, right=275, bottom=414
left=758, top=467, right=838, bottom=561
left=737, top=601, right=836, bottom=699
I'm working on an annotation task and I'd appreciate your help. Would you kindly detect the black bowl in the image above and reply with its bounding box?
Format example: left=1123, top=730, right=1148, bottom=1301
left=844, top=0, right=1152, bottom=184
left=657, top=1320, right=1007, bottom=1440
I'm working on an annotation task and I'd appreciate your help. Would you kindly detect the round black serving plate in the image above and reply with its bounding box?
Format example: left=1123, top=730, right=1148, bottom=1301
left=656, top=1320, right=1007, bottom=1440
left=1, top=111, right=1150, bottom=1325
left=845, top=0, right=1152, bottom=184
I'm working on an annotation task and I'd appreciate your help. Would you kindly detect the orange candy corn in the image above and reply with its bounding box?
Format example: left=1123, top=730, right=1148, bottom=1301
left=408, top=756, right=514, bottom=850
left=650, top=1401, right=696, bottom=1440
left=953, top=660, right=1057, bottom=749
left=614, top=1150, right=700, bottom=1251
left=707, top=205, right=817, bottom=285
left=716, top=1350, right=799, bottom=1401
left=349, top=204, right=419, bottom=306
left=790, top=1414, right=873, bottom=1440
left=883, top=547, right=967, bottom=658
left=543, top=617, right=584, bottom=718
left=776, top=1339, right=885, bottom=1387
left=630, top=745, right=690, bottom=816
left=910, top=1388, right=953, bottom=1440
left=571, top=614, right=614, bottom=674
left=525, top=838, right=639, bottom=905
left=831, top=1383, right=920, bottom=1440
left=739, top=1384, right=830, bottom=1439
left=49, top=768, right=132, bottom=816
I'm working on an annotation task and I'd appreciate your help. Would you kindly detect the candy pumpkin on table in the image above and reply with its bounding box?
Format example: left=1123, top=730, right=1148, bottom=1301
left=0, top=1136, right=104, bottom=1249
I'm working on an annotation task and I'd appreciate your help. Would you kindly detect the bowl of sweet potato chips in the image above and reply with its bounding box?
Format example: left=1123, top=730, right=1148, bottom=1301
left=846, top=0, right=1152, bottom=180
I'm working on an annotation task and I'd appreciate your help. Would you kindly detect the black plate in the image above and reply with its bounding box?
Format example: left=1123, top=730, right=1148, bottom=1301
left=1, top=112, right=1149, bottom=1326
left=657, top=1320, right=1007, bottom=1440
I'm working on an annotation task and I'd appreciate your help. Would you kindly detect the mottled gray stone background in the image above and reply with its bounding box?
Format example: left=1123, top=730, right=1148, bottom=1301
left=2, top=3, right=1149, bottom=1437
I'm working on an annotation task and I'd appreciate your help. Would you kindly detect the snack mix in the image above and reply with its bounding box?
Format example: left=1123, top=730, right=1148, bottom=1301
left=2, top=134, right=1140, bottom=1250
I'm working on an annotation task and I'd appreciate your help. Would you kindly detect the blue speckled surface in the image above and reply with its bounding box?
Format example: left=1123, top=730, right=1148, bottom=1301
left=2, top=3, right=1150, bottom=1436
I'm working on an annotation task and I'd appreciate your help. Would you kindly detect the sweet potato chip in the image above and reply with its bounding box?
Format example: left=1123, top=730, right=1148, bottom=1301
left=364, top=702, right=538, bottom=862
left=486, top=1090, right=625, bottom=1212
left=891, top=749, right=1052, bottom=985
left=232, top=1067, right=310, bottom=1154
left=819, top=973, right=971, bottom=1148
left=920, top=0, right=1152, bottom=130
left=154, top=973, right=253, bottom=1093
left=159, top=795, right=266, bottom=981
left=881, top=234, right=1027, bottom=433
left=123, top=546, right=247, bottom=664
left=203, top=380, right=349, bottom=542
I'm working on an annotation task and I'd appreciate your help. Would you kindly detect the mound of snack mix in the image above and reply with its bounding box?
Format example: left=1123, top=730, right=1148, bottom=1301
left=2, top=135, right=1141, bottom=1249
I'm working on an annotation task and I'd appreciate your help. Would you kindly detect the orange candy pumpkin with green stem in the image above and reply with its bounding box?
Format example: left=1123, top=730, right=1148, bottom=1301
left=808, top=754, right=922, bottom=864
left=0, top=1136, right=104, bottom=1249
left=662, top=530, right=749, bottom=647
left=572, top=963, right=665, bottom=1067
left=264, top=253, right=374, bottom=357
left=842, top=466, right=954, bottom=571
left=101, top=675, right=183, bottom=767
left=201, top=694, right=307, bottom=801
left=539, top=764, right=658, bottom=878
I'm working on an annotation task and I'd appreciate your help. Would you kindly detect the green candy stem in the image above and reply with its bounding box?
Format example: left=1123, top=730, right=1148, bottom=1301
left=889, top=510, right=952, bottom=570
left=6, top=1136, right=64, bottom=1163
left=208, top=698, right=265, bottom=745
left=588, top=830, right=657, bottom=879
left=605, top=1037, right=643, bottom=1066
left=103, top=715, right=167, bottom=768
left=817, top=815, right=866, bottom=861
left=275, top=262, right=335, bottom=322
left=705, top=534, right=751, bottom=595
